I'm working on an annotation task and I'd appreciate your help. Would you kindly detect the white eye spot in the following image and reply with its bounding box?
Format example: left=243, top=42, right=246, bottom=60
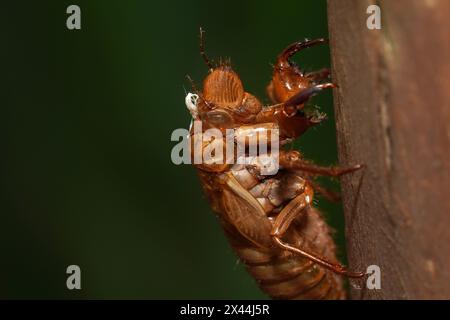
left=185, top=92, right=199, bottom=118
left=305, top=195, right=311, bottom=204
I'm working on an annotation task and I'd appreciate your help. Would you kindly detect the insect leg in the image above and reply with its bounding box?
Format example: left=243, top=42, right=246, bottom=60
left=308, top=180, right=341, bottom=203
left=283, top=83, right=336, bottom=109
left=221, top=173, right=274, bottom=249
left=280, top=150, right=364, bottom=177
left=305, top=68, right=330, bottom=83
left=270, top=193, right=363, bottom=278
left=234, top=123, right=278, bottom=149
left=270, top=191, right=310, bottom=237
left=277, top=38, right=328, bottom=67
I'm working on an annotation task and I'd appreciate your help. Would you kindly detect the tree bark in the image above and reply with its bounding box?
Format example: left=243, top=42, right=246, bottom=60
left=327, top=0, right=450, bottom=299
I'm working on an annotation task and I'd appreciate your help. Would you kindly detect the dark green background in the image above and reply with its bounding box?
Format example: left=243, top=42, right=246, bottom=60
left=2, top=1, right=346, bottom=298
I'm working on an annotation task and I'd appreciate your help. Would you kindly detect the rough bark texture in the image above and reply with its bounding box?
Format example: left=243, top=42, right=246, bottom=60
left=327, top=0, right=450, bottom=299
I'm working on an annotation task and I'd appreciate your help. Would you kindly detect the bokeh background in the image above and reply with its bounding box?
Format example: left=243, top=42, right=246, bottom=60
left=2, top=0, right=346, bottom=298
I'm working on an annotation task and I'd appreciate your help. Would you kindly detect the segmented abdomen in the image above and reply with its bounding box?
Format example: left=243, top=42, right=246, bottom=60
left=227, top=207, right=345, bottom=300
left=198, top=166, right=346, bottom=300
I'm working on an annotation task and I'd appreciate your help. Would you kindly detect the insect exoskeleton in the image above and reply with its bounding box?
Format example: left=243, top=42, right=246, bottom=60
left=184, top=29, right=363, bottom=300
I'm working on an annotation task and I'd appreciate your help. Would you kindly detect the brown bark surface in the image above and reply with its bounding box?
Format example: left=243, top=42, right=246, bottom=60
left=327, top=0, right=450, bottom=299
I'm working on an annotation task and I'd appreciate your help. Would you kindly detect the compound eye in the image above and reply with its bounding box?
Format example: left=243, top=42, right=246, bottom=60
left=205, top=109, right=233, bottom=128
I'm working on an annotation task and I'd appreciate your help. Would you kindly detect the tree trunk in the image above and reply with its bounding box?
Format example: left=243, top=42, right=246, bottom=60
left=327, top=0, right=450, bottom=299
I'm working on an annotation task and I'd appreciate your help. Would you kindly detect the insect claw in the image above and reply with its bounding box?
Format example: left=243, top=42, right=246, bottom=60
left=283, top=83, right=336, bottom=109
left=348, top=163, right=365, bottom=173
left=316, top=83, right=337, bottom=89
left=345, top=270, right=366, bottom=278
left=305, top=68, right=331, bottom=82
left=277, top=38, right=328, bottom=67
left=334, top=264, right=365, bottom=278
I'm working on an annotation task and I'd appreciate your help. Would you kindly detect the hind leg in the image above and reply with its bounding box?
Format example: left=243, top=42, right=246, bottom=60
left=270, top=189, right=363, bottom=278
left=280, top=150, right=364, bottom=177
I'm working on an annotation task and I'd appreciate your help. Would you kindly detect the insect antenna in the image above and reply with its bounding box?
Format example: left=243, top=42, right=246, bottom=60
left=199, top=27, right=214, bottom=72
left=186, top=74, right=213, bottom=110
left=185, top=74, right=200, bottom=94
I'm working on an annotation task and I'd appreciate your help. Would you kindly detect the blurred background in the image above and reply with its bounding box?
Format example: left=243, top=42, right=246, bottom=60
left=1, top=0, right=345, bottom=298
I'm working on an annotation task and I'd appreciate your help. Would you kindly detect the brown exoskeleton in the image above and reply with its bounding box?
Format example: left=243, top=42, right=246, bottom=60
left=184, top=28, right=363, bottom=299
